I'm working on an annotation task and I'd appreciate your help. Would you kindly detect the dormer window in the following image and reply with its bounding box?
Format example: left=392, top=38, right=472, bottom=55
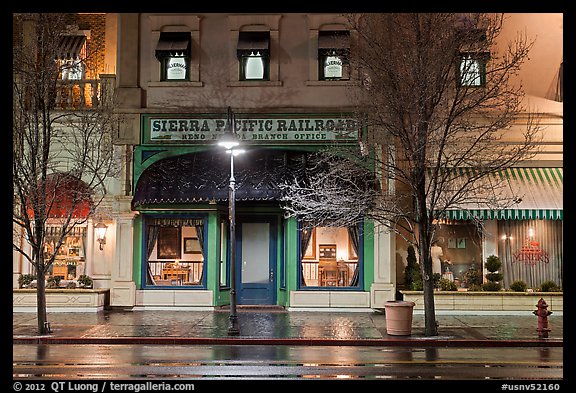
left=318, top=31, right=350, bottom=81
left=237, top=31, right=270, bottom=81
left=155, top=32, right=192, bottom=81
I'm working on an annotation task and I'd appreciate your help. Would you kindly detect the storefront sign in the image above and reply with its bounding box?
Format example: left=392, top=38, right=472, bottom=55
left=142, top=115, right=359, bottom=144
left=513, top=239, right=550, bottom=265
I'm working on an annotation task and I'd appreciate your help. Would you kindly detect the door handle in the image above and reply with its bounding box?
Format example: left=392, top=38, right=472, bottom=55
left=270, top=270, right=274, bottom=281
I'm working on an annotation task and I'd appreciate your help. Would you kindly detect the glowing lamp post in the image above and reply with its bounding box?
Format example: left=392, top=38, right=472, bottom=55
left=218, top=107, right=244, bottom=336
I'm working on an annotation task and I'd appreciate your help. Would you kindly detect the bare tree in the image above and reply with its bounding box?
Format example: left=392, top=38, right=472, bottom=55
left=12, top=13, right=123, bottom=334
left=281, top=13, right=540, bottom=336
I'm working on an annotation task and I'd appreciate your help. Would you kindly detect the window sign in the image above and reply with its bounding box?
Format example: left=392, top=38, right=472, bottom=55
left=324, top=55, right=343, bottom=79
left=166, top=56, right=187, bottom=80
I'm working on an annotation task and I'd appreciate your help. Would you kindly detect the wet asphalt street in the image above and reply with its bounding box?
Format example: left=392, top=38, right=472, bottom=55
left=13, top=343, right=563, bottom=380
left=13, top=309, right=564, bottom=381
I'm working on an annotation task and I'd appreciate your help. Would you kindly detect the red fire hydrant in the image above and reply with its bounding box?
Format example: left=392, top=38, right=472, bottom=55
left=533, top=298, right=552, bottom=338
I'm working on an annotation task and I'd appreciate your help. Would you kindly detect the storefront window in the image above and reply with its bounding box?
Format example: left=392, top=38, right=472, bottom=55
left=432, top=221, right=482, bottom=287
left=144, top=216, right=206, bottom=287
left=498, top=219, right=563, bottom=289
left=300, top=224, right=361, bottom=288
left=44, top=225, right=86, bottom=280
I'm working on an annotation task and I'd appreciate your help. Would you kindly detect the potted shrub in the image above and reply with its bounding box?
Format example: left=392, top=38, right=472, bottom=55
left=539, top=280, right=561, bottom=292
left=482, top=255, right=503, bottom=291
left=77, top=274, right=93, bottom=288
left=46, top=275, right=61, bottom=289
left=18, top=274, right=35, bottom=289
left=510, top=280, right=528, bottom=292
left=439, top=278, right=458, bottom=291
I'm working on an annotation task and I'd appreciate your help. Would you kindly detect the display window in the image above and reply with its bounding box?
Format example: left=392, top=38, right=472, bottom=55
left=143, top=216, right=206, bottom=287
left=432, top=221, right=482, bottom=286
left=44, top=225, right=86, bottom=280
left=299, top=224, right=362, bottom=288
left=498, top=219, right=563, bottom=289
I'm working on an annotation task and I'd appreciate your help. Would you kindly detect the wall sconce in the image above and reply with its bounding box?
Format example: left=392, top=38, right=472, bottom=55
left=95, top=222, right=108, bottom=250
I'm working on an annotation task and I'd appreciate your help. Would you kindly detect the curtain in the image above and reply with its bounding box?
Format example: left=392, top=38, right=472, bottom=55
left=195, top=223, right=205, bottom=284
left=145, top=225, right=160, bottom=285
left=300, top=225, right=313, bottom=287
left=498, top=220, right=563, bottom=289
left=348, top=225, right=360, bottom=286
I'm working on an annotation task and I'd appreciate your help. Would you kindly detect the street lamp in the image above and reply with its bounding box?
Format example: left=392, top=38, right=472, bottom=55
left=94, top=221, right=108, bottom=251
left=218, top=106, right=244, bottom=336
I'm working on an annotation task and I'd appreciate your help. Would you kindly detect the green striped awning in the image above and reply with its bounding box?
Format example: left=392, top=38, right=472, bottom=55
left=440, top=167, right=563, bottom=221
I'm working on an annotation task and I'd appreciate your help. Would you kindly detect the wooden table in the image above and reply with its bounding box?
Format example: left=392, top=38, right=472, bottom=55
left=162, top=266, right=189, bottom=283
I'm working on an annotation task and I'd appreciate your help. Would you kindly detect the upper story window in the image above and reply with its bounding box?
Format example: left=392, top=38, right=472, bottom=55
left=459, top=52, right=489, bottom=87
left=155, top=32, right=192, bottom=81
left=56, top=35, right=87, bottom=80
left=318, top=31, right=350, bottom=81
left=237, top=31, right=270, bottom=81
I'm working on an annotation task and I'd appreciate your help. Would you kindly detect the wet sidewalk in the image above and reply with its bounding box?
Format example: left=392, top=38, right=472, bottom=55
left=13, top=308, right=563, bottom=347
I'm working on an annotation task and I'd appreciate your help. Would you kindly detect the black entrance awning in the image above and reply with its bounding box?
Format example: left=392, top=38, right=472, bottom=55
left=132, top=149, right=311, bottom=209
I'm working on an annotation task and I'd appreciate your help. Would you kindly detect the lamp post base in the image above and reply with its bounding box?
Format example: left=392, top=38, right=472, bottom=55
left=227, top=315, right=240, bottom=336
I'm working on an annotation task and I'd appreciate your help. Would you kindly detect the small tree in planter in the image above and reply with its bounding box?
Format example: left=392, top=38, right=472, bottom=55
left=463, top=266, right=483, bottom=291
left=404, top=245, right=422, bottom=290
left=482, top=255, right=503, bottom=291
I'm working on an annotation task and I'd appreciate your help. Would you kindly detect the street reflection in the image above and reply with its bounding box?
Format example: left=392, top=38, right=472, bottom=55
left=13, top=344, right=563, bottom=380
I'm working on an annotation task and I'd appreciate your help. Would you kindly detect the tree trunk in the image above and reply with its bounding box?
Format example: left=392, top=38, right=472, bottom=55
left=419, top=224, right=438, bottom=336
left=35, top=258, right=49, bottom=335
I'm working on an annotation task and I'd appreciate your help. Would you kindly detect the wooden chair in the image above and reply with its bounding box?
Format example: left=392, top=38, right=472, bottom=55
left=319, top=260, right=339, bottom=287
left=337, top=262, right=350, bottom=286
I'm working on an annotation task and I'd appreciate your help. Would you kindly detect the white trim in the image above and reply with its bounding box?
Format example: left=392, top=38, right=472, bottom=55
left=287, top=307, right=376, bottom=313
left=131, top=306, right=214, bottom=311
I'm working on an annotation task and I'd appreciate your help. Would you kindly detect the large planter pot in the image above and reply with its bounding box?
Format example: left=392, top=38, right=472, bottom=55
left=384, top=300, right=416, bottom=335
